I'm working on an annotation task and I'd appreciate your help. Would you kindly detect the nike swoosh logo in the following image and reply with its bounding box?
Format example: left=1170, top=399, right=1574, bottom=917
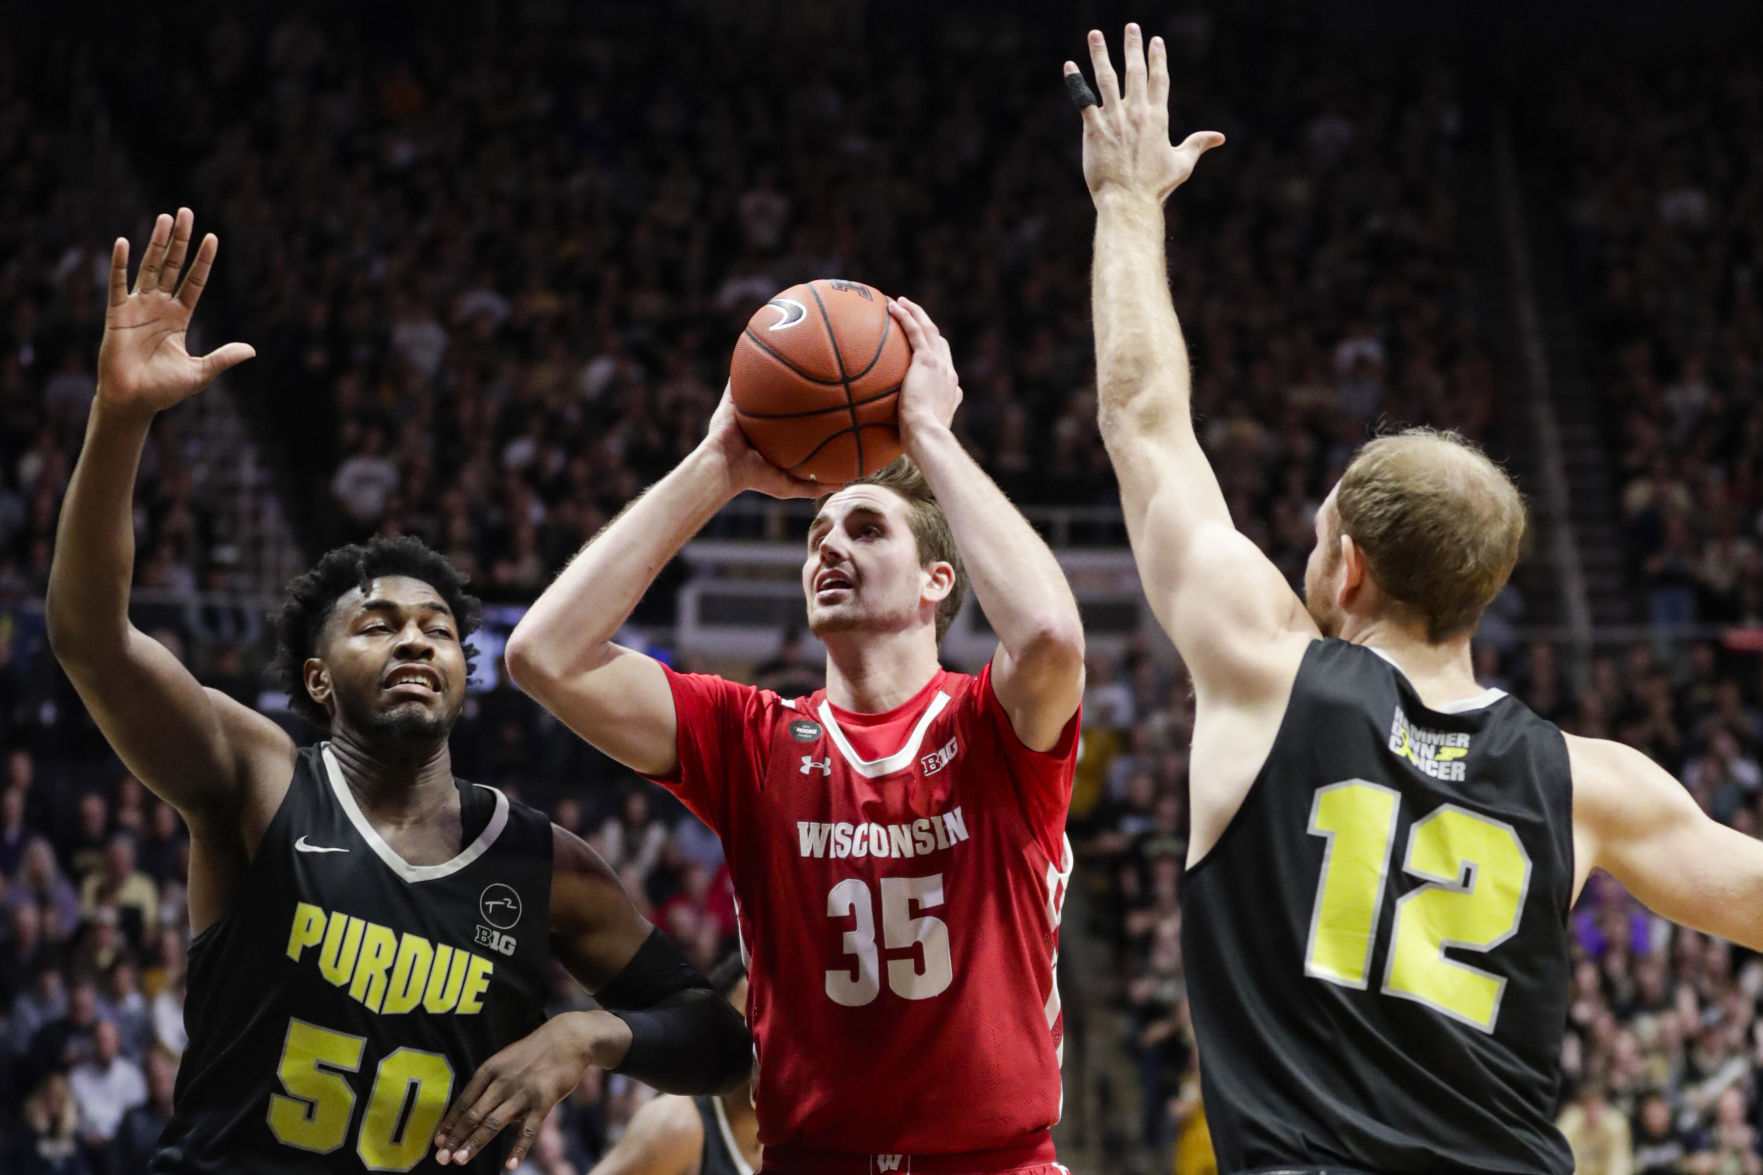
left=295, top=836, right=348, bottom=854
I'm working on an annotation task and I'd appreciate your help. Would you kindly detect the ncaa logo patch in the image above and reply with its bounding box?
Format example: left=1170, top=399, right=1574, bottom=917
left=479, top=883, right=522, bottom=930
left=790, top=719, right=823, bottom=743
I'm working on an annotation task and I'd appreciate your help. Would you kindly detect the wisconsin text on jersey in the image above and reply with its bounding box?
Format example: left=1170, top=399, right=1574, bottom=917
left=796, top=806, right=970, bottom=859
left=285, top=901, right=498, bottom=1015
left=1388, top=706, right=1473, bottom=781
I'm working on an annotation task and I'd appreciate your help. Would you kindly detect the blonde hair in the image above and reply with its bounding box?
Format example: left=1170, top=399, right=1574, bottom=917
left=1330, top=428, right=1526, bottom=642
left=817, top=458, right=968, bottom=643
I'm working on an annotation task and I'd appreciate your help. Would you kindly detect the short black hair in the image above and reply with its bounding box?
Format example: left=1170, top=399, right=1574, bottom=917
left=273, top=535, right=482, bottom=727
left=706, top=952, right=747, bottom=998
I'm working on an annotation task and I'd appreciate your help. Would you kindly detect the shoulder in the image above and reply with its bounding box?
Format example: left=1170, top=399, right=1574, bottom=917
left=1564, top=732, right=1663, bottom=805
left=1565, top=731, right=1690, bottom=833
left=551, top=823, right=618, bottom=883
left=663, top=664, right=791, bottom=723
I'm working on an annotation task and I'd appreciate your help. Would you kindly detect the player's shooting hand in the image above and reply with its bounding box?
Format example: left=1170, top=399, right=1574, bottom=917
left=889, top=296, right=961, bottom=456
left=96, top=208, right=255, bottom=418
left=1065, top=25, right=1224, bottom=206
left=701, top=383, right=841, bottom=499
left=433, top=1010, right=627, bottom=1169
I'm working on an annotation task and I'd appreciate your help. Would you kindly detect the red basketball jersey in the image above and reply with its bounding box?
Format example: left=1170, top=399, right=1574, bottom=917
left=651, top=663, right=1077, bottom=1173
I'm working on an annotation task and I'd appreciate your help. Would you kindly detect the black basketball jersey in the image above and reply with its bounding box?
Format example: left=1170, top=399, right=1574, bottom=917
left=152, top=743, right=553, bottom=1174
left=693, top=1095, right=756, bottom=1175
left=1183, top=640, right=1575, bottom=1175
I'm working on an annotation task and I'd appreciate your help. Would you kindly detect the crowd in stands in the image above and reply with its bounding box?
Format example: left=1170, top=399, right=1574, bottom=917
left=85, top=6, right=1493, bottom=596
left=1555, top=55, right=1763, bottom=631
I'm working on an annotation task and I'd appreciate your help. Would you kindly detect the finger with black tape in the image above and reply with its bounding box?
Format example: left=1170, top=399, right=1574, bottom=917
left=1064, top=69, right=1100, bottom=112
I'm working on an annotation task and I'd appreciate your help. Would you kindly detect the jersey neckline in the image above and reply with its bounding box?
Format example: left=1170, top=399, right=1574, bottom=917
left=819, top=667, right=950, bottom=725
left=320, top=743, right=510, bottom=883
left=1364, top=645, right=1507, bottom=714
left=815, top=669, right=953, bottom=779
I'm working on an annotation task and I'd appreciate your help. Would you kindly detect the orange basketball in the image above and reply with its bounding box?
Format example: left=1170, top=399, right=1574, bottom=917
left=729, top=279, right=909, bottom=483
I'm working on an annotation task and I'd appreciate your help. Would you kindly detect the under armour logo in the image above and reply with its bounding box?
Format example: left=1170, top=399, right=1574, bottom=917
left=801, top=756, right=833, bottom=776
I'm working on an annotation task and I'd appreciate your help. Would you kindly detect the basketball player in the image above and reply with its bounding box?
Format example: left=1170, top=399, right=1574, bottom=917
left=588, top=954, right=760, bottom=1175
left=46, top=209, right=750, bottom=1174
left=1070, top=24, right=1763, bottom=1175
left=503, top=297, right=1086, bottom=1174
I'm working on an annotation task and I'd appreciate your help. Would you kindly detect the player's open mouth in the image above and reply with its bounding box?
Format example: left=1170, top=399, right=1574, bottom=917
left=814, top=570, right=854, bottom=601
left=382, top=666, right=441, bottom=697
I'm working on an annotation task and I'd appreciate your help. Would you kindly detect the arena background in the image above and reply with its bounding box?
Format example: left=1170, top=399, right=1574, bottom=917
left=2, top=1, right=1761, bottom=1171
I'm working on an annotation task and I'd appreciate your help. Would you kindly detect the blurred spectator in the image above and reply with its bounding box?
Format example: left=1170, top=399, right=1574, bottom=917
left=149, top=957, right=186, bottom=1060
left=595, top=789, right=670, bottom=880
left=28, top=979, right=101, bottom=1083
left=755, top=628, right=823, bottom=699
left=67, top=1021, right=145, bottom=1168
left=6, top=1071, right=92, bottom=1175
left=78, top=838, right=157, bottom=950
left=10, top=841, right=83, bottom=944
left=94, top=960, right=150, bottom=1065
left=63, top=796, right=111, bottom=889
left=0, top=783, right=41, bottom=877
left=110, top=1045, right=176, bottom=1175
left=10, top=963, right=67, bottom=1064
left=1558, top=1077, right=1634, bottom=1175
left=1633, top=1091, right=1689, bottom=1175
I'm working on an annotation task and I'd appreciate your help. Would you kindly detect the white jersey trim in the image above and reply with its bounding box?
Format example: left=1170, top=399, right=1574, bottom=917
left=321, top=743, right=509, bottom=883
left=1366, top=646, right=1507, bottom=713
left=712, top=1096, right=756, bottom=1175
left=816, top=691, right=952, bottom=779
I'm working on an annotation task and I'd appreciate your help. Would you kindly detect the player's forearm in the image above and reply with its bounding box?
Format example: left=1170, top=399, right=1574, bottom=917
left=907, top=425, right=1083, bottom=663
left=1092, top=193, right=1196, bottom=452
left=46, top=397, right=157, bottom=666
left=507, top=447, right=739, bottom=684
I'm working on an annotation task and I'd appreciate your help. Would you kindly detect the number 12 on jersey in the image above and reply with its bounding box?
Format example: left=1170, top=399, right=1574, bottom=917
left=1305, top=780, right=1533, bottom=1033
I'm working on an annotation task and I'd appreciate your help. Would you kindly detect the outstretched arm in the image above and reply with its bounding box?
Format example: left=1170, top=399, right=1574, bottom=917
left=1072, top=26, right=1315, bottom=704
left=1572, top=734, right=1763, bottom=949
left=46, top=210, right=288, bottom=831
left=504, top=392, right=823, bottom=777
left=890, top=298, right=1084, bottom=750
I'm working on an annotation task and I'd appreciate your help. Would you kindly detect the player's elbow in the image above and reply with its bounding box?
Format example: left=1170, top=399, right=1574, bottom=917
left=44, top=589, right=120, bottom=674
left=503, top=629, right=566, bottom=698
left=1015, top=618, right=1087, bottom=685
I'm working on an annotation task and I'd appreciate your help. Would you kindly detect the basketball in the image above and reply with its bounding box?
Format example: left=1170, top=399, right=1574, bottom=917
left=729, top=278, right=910, bottom=483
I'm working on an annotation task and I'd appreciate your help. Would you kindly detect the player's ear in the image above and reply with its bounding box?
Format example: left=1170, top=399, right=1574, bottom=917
left=1335, top=533, right=1365, bottom=610
left=303, top=657, right=333, bottom=710
left=921, top=560, right=956, bottom=607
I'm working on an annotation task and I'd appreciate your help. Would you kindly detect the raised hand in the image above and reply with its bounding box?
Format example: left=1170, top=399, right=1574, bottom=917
left=1065, top=25, right=1224, bottom=205
left=701, top=382, right=839, bottom=499
left=888, top=296, right=962, bottom=455
left=97, top=208, right=255, bottom=416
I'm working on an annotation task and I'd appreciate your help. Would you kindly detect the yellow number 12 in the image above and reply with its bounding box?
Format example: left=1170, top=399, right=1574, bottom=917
left=1305, top=781, right=1533, bottom=1033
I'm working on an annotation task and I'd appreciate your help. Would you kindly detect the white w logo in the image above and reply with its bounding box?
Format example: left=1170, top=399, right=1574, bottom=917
left=875, top=1157, right=904, bottom=1173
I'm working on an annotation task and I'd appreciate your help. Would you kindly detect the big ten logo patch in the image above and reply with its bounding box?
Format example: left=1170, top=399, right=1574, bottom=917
left=476, top=884, right=522, bottom=956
